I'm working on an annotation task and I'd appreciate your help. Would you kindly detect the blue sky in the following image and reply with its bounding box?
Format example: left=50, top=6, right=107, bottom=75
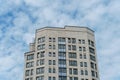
left=0, top=0, right=120, bottom=80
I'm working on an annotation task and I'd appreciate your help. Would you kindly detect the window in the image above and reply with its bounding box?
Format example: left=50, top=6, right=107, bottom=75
left=90, top=55, right=96, bottom=61
left=49, top=37, right=52, bottom=42
left=53, top=45, right=55, bottom=49
left=36, top=67, right=44, bottom=74
left=91, top=41, right=94, bottom=47
left=84, top=54, right=87, bottom=59
left=49, top=52, right=52, bottom=57
left=25, top=70, right=30, bottom=76
left=37, top=51, right=45, bottom=58
left=69, top=68, right=72, bottom=74
left=26, top=61, right=34, bottom=68
left=81, top=70, right=84, bottom=75
left=27, top=54, right=34, bottom=60
left=53, top=38, right=56, bottom=42
left=69, top=60, right=77, bottom=66
left=48, top=76, right=51, bottom=80
left=89, top=47, right=95, bottom=54
left=91, top=70, right=95, bottom=77
left=72, top=38, right=76, bottom=43
left=96, top=72, right=98, bottom=78
left=53, top=52, right=56, bottom=57
left=37, top=44, right=45, bottom=50
left=79, top=47, right=82, bottom=51
left=69, top=52, right=77, bottom=58
left=31, top=69, right=33, bottom=75
left=58, top=52, right=66, bottom=57
left=49, top=68, right=51, bottom=73
left=68, top=45, right=71, bottom=50
left=37, top=60, right=44, bottom=66
left=36, top=76, right=44, bottom=80
left=88, top=40, right=91, bottom=45
left=59, top=68, right=66, bottom=73
left=53, top=77, right=56, bottom=80
left=74, top=77, right=78, bottom=80
left=82, top=40, right=85, bottom=44
left=59, top=59, right=66, bottom=65
left=49, top=45, right=52, bottom=49
left=91, top=62, right=94, bottom=69
left=58, top=44, right=66, bottom=51
left=68, top=38, right=71, bottom=43
left=72, top=45, right=76, bottom=50
left=84, top=62, right=87, bottom=67
left=73, top=68, right=78, bottom=75
left=83, top=47, right=86, bottom=51
left=85, top=70, right=88, bottom=75
left=38, top=37, right=45, bottom=43
left=80, top=62, right=83, bottom=67
left=53, top=60, right=56, bottom=65
left=58, top=37, right=66, bottom=42
left=69, top=77, right=72, bottom=80
left=80, top=54, right=82, bottom=59
left=53, top=68, right=56, bottom=73
left=49, top=60, right=52, bottom=65
left=78, top=39, right=81, bottom=44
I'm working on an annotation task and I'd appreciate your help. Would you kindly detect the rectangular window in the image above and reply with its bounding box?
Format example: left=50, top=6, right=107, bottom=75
left=83, top=47, right=86, bottom=51
left=74, top=77, right=78, bottom=80
left=72, top=38, right=76, bottom=43
left=91, top=62, right=94, bottom=69
left=49, top=60, right=52, bottom=65
left=36, top=67, right=44, bottom=74
left=58, top=37, right=66, bottom=42
left=80, top=62, right=83, bottom=67
left=90, top=55, right=96, bottom=61
left=53, top=52, right=56, bottom=57
left=48, top=68, right=51, bottom=73
left=73, top=68, right=78, bottom=75
left=79, top=47, right=82, bottom=51
left=49, top=37, right=52, bottom=42
left=53, top=38, right=56, bottom=42
left=53, top=77, right=56, bottom=80
left=69, top=60, right=77, bottom=66
left=59, top=59, right=66, bottom=65
left=78, top=39, right=82, bottom=44
left=68, top=38, right=71, bottom=43
left=49, top=52, right=52, bottom=57
left=69, top=52, right=77, bottom=58
left=80, top=54, right=82, bottom=59
left=81, top=70, right=84, bottom=75
left=89, top=47, right=95, bottom=54
left=91, top=70, right=95, bottom=77
left=68, top=45, right=71, bottom=50
left=53, top=68, right=56, bottom=73
left=82, top=40, right=85, bottom=44
left=69, top=68, right=72, bottom=74
left=53, top=45, right=55, bottom=49
left=48, top=76, right=51, bottom=80
left=53, top=60, right=56, bottom=65
left=72, top=45, right=76, bottom=50
left=27, top=54, right=34, bottom=60
left=85, top=70, right=88, bottom=75
left=59, top=68, right=67, bottom=73
left=84, top=62, right=87, bottom=67
left=36, top=76, right=44, bottom=80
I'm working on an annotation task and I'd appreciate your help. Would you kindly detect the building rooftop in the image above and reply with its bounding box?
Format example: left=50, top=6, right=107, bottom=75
left=36, top=25, right=94, bottom=33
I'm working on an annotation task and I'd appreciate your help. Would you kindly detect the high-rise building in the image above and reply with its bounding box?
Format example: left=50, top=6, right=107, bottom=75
left=24, top=26, right=100, bottom=80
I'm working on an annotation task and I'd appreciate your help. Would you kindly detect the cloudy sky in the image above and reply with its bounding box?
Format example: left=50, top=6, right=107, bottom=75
left=0, top=0, right=120, bottom=80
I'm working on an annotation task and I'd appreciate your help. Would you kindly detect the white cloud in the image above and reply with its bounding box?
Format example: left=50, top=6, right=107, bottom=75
left=0, top=0, right=120, bottom=80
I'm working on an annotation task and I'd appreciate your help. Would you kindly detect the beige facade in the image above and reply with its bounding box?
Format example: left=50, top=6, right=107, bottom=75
left=24, top=26, right=100, bottom=80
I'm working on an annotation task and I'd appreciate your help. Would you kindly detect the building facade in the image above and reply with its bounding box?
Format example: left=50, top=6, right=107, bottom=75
left=24, top=26, right=100, bottom=80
